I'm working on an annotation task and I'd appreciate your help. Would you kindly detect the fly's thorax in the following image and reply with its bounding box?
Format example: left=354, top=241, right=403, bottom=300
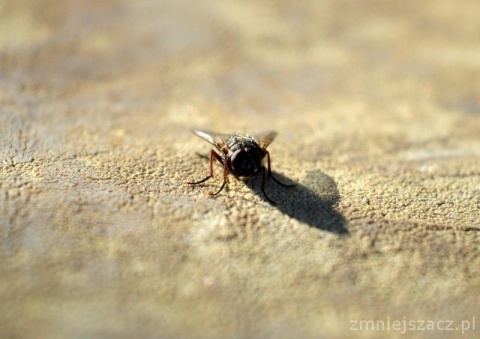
left=226, top=135, right=259, bottom=152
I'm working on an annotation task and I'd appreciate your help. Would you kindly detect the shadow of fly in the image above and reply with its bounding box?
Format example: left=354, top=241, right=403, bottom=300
left=188, top=130, right=294, bottom=204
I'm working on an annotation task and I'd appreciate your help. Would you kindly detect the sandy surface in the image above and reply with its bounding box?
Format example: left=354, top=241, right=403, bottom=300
left=1, top=0, right=479, bottom=338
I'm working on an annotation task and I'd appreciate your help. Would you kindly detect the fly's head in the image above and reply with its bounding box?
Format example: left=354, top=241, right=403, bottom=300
left=229, top=146, right=265, bottom=177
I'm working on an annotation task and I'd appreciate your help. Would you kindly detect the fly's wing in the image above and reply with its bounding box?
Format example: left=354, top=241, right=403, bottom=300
left=191, top=130, right=228, bottom=151
left=256, top=131, right=278, bottom=149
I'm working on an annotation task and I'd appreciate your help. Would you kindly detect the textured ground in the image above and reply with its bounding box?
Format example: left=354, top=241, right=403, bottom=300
left=1, top=0, right=479, bottom=338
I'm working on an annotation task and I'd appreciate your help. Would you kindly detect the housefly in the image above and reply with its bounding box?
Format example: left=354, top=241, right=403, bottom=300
left=188, top=130, right=294, bottom=204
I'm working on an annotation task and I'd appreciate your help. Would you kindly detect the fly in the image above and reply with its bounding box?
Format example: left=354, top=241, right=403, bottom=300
left=188, top=130, right=294, bottom=204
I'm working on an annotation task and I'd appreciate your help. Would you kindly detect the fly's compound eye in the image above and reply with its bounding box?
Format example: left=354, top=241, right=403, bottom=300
left=230, top=148, right=263, bottom=177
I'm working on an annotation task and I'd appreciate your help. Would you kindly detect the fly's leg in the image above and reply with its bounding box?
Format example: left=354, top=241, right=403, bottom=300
left=265, top=150, right=296, bottom=187
left=210, top=158, right=228, bottom=196
left=260, top=166, right=276, bottom=204
left=188, top=150, right=223, bottom=184
left=188, top=150, right=228, bottom=196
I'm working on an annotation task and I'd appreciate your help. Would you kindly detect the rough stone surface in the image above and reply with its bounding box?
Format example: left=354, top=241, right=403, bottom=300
left=1, top=1, right=479, bottom=338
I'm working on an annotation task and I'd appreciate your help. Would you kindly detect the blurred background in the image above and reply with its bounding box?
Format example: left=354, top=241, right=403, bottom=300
left=2, top=0, right=479, bottom=163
